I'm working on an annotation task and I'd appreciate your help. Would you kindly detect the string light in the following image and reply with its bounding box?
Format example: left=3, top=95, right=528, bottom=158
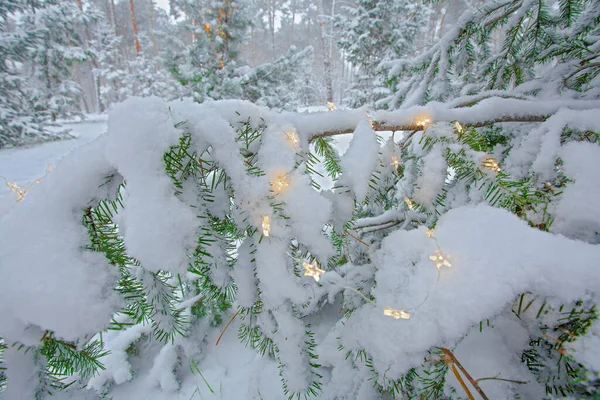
left=429, top=250, right=452, bottom=269
left=262, top=216, right=271, bottom=237
left=368, top=117, right=375, bottom=128
left=404, top=197, right=414, bottom=210
left=5, top=181, right=27, bottom=201
left=285, top=131, right=299, bottom=148
left=416, top=117, right=431, bottom=128
left=303, top=260, right=325, bottom=282
left=454, top=121, right=463, bottom=133
left=391, top=156, right=401, bottom=169
left=271, top=174, right=289, bottom=194
left=384, top=307, right=410, bottom=320
left=482, top=158, right=501, bottom=173
left=327, top=102, right=336, bottom=111
left=426, top=230, right=435, bottom=238
left=2, top=167, right=49, bottom=202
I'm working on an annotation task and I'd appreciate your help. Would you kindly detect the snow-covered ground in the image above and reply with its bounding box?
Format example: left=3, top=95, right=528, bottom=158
left=0, top=119, right=108, bottom=198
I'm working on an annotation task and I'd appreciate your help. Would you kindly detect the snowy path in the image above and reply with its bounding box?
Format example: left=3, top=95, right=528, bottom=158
left=0, top=119, right=107, bottom=198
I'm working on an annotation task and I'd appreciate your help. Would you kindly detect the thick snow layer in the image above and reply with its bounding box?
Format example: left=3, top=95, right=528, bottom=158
left=506, top=109, right=600, bottom=180
left=571, top=322, right=600, bottom=373
left=340, top=204, right=600, bottom=380
left=107, top=98, right=199, bottom=275
left=413, top=144, right=447, bottom=206
left=88, top=324, right=154, bottom=390
left=551, top=142, right=600, bottom=243
left=339, top=119, right=380, bottom=203
left=0, top=134, right=122, bottom=344
left=1, top=347, right=38, bottom=400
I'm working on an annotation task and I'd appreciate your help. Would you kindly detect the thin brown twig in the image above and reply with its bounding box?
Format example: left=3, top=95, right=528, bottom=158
left=215, top=309, right=241, bottom=346
left=450, top=362, right=476, bottom=400
left=401, top=129, right=420, bottom=150
left=344, top=230, right=370, bottom=248
left=441, top=348, right=490, bottom=400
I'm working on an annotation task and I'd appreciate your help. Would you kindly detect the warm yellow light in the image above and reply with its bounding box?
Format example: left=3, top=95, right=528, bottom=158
left=262, top=216, right=271, bottom=237
left=285, top=131, right=299, bottom=148
left=429, top=250, right=451, bottom=269
left=5, top=181, right=26, bottom=201
left=483, top=158, right=501, bottom=173
left=271, top=174, right=289, bottom=194
left=303, top=260, right=325, bottom=282
left=204, top=23, right=211, bottom=32
left=391, top=156, right=401, bottom=169
left=368, top=117, right=375, bottom=128
left=454, top=121, right=463, bottom=133
left=416, top=117, right=431, bottom=128
left=327, top=102, right=336, bottom=111
left=384, top=307, right=410, bottom=320
left=426, top=230, right=435, bottom=238
left=404, top=197, right=414, bottom=210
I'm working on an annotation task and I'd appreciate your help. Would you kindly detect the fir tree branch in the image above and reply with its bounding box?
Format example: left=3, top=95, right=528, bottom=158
left=311, top=115, right=549, bottom=141
left=564, top=62, right=600, bottom=83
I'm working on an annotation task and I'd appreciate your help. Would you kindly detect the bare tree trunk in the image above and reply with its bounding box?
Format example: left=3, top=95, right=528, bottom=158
left=290, top=0, right=296, bottom=47
left=306, top=6, right=310, bottom=48
left=110, top=0, right=118, bottom=35
left=74, top=63, right=91, bottom=115
left=148, top=0, right=159, bottom=57
left=105, top=0, right=112, bottom=27
left=222, top=2, right=233, bottom=66
left=129, top=0, right=142, bottom=54
left=267, top=0, right=276, bottom=59
left=75, top=0, right=83, bottom=11
left=316, top=0, right=333, bottom=102
left=428, top=2, right=441, bottom=43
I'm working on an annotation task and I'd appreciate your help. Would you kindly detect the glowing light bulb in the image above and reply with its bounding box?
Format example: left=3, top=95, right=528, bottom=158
left=483, top=158, right=501, bottom=173
left=368, top=117, right=375, bottom=128
left=454, top=121, right=463, bottom=133
left=204, top=24, right=211, bottom=32
left=262, top=216, right=271, bottom=237
left=404, top=197, right=414, bottom=210
left=416, top=117, right=431, bottom=128
left=426, top=230, right=435, bottom=238
left=391, top=156, right=401, bottom=169
left=384, top=307, right=410, bottom=320
left=271, top=174, right=289, bottom=194
left=429, top=250, right=451, bottom=269
left=285, top=131, right=299, bottom=148
left=327, top=102, right=337, bottom=111
left=303, top=260, right=325, bottom=282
